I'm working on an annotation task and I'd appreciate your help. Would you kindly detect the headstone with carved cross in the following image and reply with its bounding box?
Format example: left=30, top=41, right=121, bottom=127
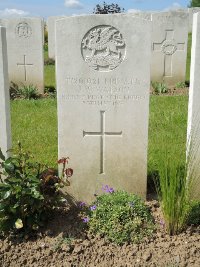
left=3, top=18, right=44, bottom=93
left=187, top=12, right=200, bottom=200
left=56, top=15, right=151, bottom=203
left=0, top=26, right=12, bottom=158
left=151, top=11, right=188, bottom=85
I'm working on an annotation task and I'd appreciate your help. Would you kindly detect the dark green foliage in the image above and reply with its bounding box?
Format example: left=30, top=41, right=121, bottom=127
left=187, top=201, right=200, bottom=225
left=83, top=191, right=155, bottom=245
left=188, top=0, right=200, bottom=7
left=0, top=143, right=71, bottom=233
left=44, top=58, right=55, bottom=66
left=93, top=2, right=125, bottom=14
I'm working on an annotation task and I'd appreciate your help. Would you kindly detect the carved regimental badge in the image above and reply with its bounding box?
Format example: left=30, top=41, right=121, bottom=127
left=161, top=40, right=177, bottom=55
left=15, top=22, right=32, bottom=38
left=81, top=25, right=126, bottom=72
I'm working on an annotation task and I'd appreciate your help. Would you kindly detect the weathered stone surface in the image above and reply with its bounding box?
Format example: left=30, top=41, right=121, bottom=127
left=4, top=17, right=44, bottom=93
left=47, top=16, right=66, bottom=59
left=151, top=11, right=189, bottom=85
left=56, top=15, right=151, bottom=203
left=0, top=26, right=12, bottom=158
left=187, top=12, right=200, bottom=200
left=188, top=7, right=200, bottom=32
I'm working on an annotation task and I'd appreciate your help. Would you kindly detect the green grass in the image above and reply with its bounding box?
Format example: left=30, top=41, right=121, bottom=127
left=148, top=95, right=188, bottom=175
left=11, top=99, right=57, bottom=167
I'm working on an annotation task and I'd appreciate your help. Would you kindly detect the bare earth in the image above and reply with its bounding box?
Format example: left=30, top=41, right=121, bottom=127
left=0, top=199, right=199, bottom=267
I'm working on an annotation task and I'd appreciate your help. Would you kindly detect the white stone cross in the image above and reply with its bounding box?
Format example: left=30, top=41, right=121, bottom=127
left=83, top=111, right=122, bottom=174
left=152, top=30, right=185, bottom=77
left=17, top=55, right=33, bottom=81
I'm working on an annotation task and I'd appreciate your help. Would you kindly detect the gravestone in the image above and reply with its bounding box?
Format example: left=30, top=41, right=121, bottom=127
left=188, top=7, right=200, bottom=32
left=56, top=15, right=151, bottom=203
left=0, top=26, right=12, bottom=158
left=187, top=12, right=200, bottom=200
left=4, top=18, right=44, bottom=93
left=47, top=16, right=66, bottom=59
left=151, top=11, right=188, bottom=85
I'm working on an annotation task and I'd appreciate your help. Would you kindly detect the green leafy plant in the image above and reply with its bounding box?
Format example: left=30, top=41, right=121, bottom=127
left=10, top=83, right=40, bottom=100
left=81, top=188, right=155, bottom=245
left=187, top=201, right=200, bottom=225
left=17, top=85, right=39, bottom=100
left=0, top=143, right=73, bottom=233
left=175, top=82, right=187, bottom=89
left=44, top=58, right=55, bottom=66
left=44, top=86, right=56, bottom=98
left=151, top=82, right=168, bottom=94
left=154, top=154, right=190, bottom=235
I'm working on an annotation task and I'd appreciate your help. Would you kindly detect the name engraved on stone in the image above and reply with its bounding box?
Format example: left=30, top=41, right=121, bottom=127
left=81, top=25, right=126, bottom=72
left=15, top=22, right=32, bottom=38
left=83, top=111, right=122, bottom=174
left=153, top=29, right=185, bottom=77
left=17, top=55, right=33, bottom=81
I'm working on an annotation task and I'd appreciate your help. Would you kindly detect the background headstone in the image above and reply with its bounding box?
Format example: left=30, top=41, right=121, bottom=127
left=4, top=17, right=44, bottom=93
left=0, top=26, right=12, bottom=158
left=56, top=15, right=151, bottom=203
left=188, top=7, right=200, bottom=32
left=187, top=12, right=200, bottom=200
left=151, top=11, right=189, bottom=85
left=47, top=16, right=66, bottom=59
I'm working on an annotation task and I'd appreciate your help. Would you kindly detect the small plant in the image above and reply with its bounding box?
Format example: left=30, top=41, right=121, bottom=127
left=151, top=82, right=168, bottom=94
left=10, top=83, right=40, bottom=100
left=187, top=201, right=200, bottom=226
left=0, top=143, right=73, bottom=233
left=44, top=58, right=55, bottom=66
left=17, top=85, right=39, bottom=100
left=44, top=86, right=56, bottom=98
left=81, top=188, right=155, bottom=245
left=175, top=82, right=187, bottom=89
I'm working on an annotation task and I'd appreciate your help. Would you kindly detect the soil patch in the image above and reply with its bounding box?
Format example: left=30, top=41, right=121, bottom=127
left=150, top=87, right=189, bottom=96
left=0, top=199, right=199, bottom=267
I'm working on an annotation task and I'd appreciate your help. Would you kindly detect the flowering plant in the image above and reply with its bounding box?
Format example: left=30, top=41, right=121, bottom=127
left=80, top=188, right=155, bottom=245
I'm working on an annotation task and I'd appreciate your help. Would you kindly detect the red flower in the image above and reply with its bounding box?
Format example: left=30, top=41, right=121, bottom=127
left=65, top=168, right=73, bottom=177
left=57, top=157, right=69, bottom=164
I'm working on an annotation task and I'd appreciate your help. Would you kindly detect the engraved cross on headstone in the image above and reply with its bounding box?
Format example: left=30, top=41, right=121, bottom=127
left=83, top=111, right=122, bottom=174
left=152, top=30, right=185, bottom=77
left=17, top=55, right=33, bottom=81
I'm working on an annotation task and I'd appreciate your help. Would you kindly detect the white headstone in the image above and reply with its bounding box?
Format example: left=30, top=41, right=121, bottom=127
left=47, top=16, right=66, bottom=59
left=188, top=7, right=200, bottom=32
left=4, top=18, right=44, bottom=93
left=151, top=11, right=189, bottom=85
left=56, top=15, right=151, bottom=203
left=187, top=12, right=200, bottom=200
left=0, top=26, right=12, bottom=158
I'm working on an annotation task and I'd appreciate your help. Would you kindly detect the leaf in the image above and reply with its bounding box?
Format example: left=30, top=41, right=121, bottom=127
left=2, top=191, right=11, bottom=199
left=15, top=218, right=23, bottom=229
left=0, top=148, right=5, bottom=161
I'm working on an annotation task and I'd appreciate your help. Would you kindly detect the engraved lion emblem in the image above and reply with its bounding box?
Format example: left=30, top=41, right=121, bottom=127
left=81, top=25, right=126, bottom=72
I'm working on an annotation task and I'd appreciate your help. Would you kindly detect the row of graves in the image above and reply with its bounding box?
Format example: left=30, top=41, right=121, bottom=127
left=0, top=8, right=199, bottom=95
left=0, top=12, right=200, bottom=202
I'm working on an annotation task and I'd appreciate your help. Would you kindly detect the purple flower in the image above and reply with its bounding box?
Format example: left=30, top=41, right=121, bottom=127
left=160, top=220, right=165, bottom=227
left=102, top=185, right=115, bottom=193
left=90, top=205, right=97, bottom=211
left=83, top=217, right=89, bottom=223
left=79, top=201, right=86, bottom=208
